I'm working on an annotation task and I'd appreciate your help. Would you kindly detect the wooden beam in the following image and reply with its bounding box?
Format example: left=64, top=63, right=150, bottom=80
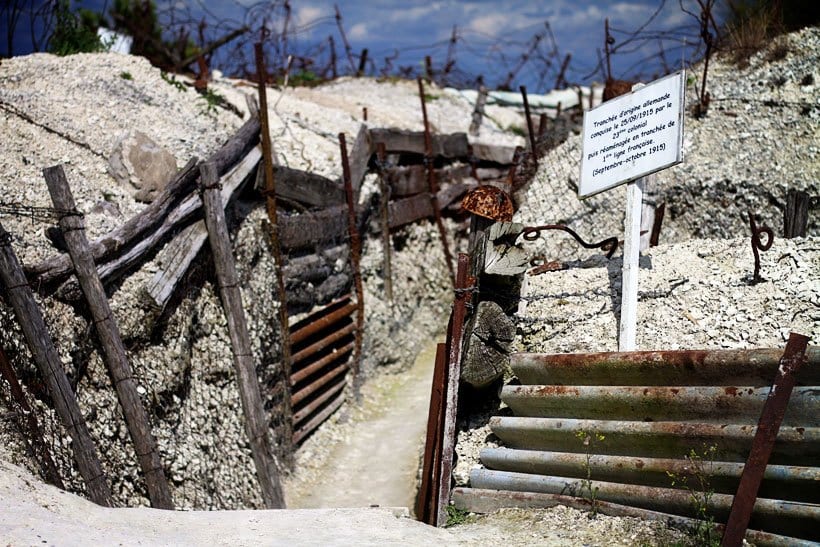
left=0, top=222, right=112, bottom=506
left=43, top=165, right=174, bottom=510
left=369, top=128, right=469, bottom=158
left=199, top=161, right=285, bottom=509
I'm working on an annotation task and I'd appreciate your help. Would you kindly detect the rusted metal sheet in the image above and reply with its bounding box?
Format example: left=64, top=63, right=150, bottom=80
left=291, top=361, right=348, bottom=408
left=723, top=333, right=811, bottom=546
left=452, top=488, right=813, bottom=547
left=489, top=416, right=819, bottom=465
left=290, top=342, right=353, bottom=386
left=290, top=322, right=356, bottom=365
left=368, top=128, right=469, bottom=159
left=290, top=300, right=357, bottom=346
left=510, top=348, right=820, bottom=387
left=479, top=448, right=819, bottom=503
left=469, top=469, right=817, bottom=540
left=293, top=390, right=345, bottom=444
left=500, top=385, right=819, bottom=425
left=416, top=342, right=448, bottom=525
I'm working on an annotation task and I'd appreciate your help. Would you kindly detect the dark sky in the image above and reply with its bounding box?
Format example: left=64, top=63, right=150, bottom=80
left=2, top=1, right=723, bottom=91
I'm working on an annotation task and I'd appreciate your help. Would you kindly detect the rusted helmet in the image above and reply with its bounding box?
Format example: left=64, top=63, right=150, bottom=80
left=461, top=185, right=514, bottom=222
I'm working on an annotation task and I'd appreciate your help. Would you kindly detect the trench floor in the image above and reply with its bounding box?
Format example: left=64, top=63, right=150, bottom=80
left=285, top=341, right=438, bottom=511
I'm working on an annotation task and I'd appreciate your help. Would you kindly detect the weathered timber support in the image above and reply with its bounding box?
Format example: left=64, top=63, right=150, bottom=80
left=461, top=301, right=516, bottom=388
left=199, top=161, right=285, bottom=509
left=0, top=222, right=112, bottom=506
left=339, top=133, right=365, bottom=396
left=346, top=124, right=373, bottom=198
left=43, top=165, right=173, bottom=509
left=0, top=345, right=65, bottom=491
left=783, top=189, right=809, bottom=238
left=374, top=143, right=393, bottom=303
left=469, top=85, right=488, bottom=136
left=29, top=116, right=261, bottom=288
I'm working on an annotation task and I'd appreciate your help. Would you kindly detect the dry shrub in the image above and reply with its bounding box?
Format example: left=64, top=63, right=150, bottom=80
left=725, top=2, right=783, bottom=67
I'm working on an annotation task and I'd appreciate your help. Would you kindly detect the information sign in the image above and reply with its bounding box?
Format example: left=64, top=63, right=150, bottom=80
left=579, top=71, right=685, bottom=198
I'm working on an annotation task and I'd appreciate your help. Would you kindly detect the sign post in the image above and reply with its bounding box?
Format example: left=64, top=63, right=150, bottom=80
left=579, top=71, right=685, bottom=351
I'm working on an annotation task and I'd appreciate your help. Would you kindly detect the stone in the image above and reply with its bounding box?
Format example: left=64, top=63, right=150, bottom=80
left=108, top=130, right=178, bottom=203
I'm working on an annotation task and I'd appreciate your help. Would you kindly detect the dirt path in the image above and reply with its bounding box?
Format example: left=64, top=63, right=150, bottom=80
left=285, top=342, right=438, bottom=511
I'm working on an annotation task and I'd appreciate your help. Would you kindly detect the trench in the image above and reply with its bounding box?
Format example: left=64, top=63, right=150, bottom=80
left=285, top=341, right=439, bottom=510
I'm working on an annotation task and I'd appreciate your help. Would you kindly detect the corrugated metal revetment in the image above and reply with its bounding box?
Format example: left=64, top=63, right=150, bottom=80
left=288, top=295, right=357, bottom=444
left=453, top=347, right=820, bottom=545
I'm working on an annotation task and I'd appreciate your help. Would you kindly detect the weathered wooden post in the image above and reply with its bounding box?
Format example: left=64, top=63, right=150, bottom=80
left=375, top=142, right=394, bottom=304
left=199, top=161, right=286, bottom=509
left=0, top=221, right=112, bottom=506
left=783, top=189, right=809, bottom=238
left=43, top=165, right=173, bottom=509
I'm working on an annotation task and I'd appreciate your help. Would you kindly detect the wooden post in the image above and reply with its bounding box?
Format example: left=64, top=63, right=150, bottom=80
left=42, top=165, right=173, bottom=509
left=783, top=189, right=809, bottom=238
left=0, top=222, right=112, bottom=506
left=199, top=161, right=285, bottom=509
left=619, top=177, right=644, bottom=351
left=375, top=142, right=394, bottom=304
left=255, top=42, right=294, bottom=458
left=469, top=86, right=488, bottom=136
left=339, top=133, right=365, bottom=397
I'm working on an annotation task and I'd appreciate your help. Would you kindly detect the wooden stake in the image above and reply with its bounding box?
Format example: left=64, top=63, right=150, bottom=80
left=43, top=165, right=173, bottom=509
left=375, top=142, right=394, bottom=304
left=619, top=177, right=643, bottom=352
left=0, top=222, right=112, bottom=506
left=199, top=161, right=285, bottom=509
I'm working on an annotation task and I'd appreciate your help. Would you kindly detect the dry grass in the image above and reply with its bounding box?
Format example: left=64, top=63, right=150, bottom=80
left=725, top=3, right=784, bottom=67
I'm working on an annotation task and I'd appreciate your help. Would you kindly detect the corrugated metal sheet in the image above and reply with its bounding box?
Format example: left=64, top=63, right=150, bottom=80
left=454, top=346, right=820, bottom=544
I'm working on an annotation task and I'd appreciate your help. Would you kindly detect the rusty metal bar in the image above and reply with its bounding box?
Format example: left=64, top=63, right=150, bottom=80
left=0, top=346, right=64, bottom=489
left=521, top=224, right=618, bottom=259
left=519, top=85, right=538, bottom=164
left=339, top=133, right=365, bottom=395
left=748, top=210, right=774, bottom=284
left=375, top=142, right=394, bottom=304
left=511, top=348, right=820, bottom=387
left=452, top=488, right=813, bottom=547
left=292, top=361, right=349, bottom=409
left=489, top=417, right=819, bottom=465
left=293, top=390, right=345, bottom=444
left=417, top=342, right=448, bottom=524
left=480, top=448, right=819, bottom=502
left=291, top=341, right=354, bottom=386
left=436, top=253, right=474, bottom=526
left=500, top=385, right=818, bottom=425
left=417, top=77, right=455, bottom=285
left=255, top=42, right=294, bottom=453
left=292, top=377, right=347, bottom=424
left=290, top=301, right=357, bottom=346
left=722, top=333, right=811, bottom=547
left=291, top=322, right=356, bottom=365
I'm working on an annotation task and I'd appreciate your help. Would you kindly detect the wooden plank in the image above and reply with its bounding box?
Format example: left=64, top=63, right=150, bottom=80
left=145, top=146, right=261, bottom=310
left=347, top=123, right=372, bottom=196
left=275, top=165, right=344, bottom=208
left=369, top=128, right=469, bottom=158
left=200, top=161, right=285, bottom=509
left=279, top=205, right=349, bottom=250
left=43, top=165, right=173, bottom=509
left=386, top=165, right=474, bottom=197
left=619, top=178, right=643, bottom=351
left=388, top=183, right=473, bottom=229
left=470, top=142, right=518, bottom=164
left=28, top=116, right=261, bottom=287
left=0, top=223, right=112, bottom=506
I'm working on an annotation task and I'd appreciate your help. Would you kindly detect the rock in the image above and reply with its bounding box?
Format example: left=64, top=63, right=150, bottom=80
left=108, top=130, right=178, bottom=203
left=461, top=301, right=516, bottom=388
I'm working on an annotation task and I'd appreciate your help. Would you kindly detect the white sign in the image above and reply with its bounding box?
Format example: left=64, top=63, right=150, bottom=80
left=579, top=71, right=685, bottom=198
